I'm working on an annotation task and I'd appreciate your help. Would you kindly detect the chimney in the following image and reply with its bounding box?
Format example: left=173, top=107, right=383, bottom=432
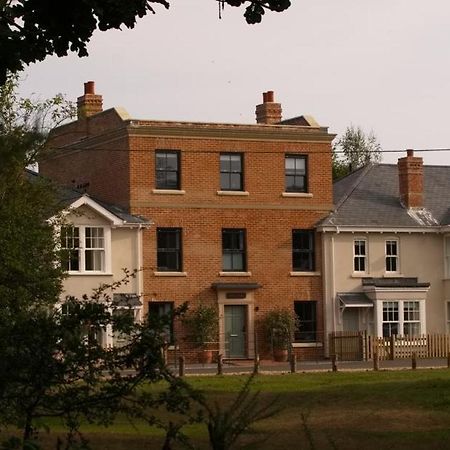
left=255, top=90, right=282, bottom=124
left=398, top=149, right=424, bottom=208
left=77, top=81, right=103, bottom=119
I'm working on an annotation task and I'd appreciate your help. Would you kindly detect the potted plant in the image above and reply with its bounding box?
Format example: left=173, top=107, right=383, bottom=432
left=263, top=307, right=298, bottom=362
left=182, top=303, right=219, bottom=364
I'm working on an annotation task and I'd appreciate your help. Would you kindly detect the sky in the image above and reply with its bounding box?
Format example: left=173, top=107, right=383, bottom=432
left=18, top=0, right=450, bottom=165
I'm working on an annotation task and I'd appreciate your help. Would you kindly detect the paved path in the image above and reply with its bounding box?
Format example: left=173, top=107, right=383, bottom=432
left=169, top=357, right=450, bottom=376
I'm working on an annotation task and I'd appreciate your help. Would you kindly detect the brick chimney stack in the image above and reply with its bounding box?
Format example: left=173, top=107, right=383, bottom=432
left=255, top=91, right=282, bottom=124
left=77, top=81, right=103, bottom=119
left=398, top=149, right=424, bottom=209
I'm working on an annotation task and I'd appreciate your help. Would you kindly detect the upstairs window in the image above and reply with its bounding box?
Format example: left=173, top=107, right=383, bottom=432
left=285, top=155, right=307, bottom=193
left=292, top=230, right=315, bottom=271
left=385, top=239, right=399, bottom=273
left=220, top=153, right=243, bottom=191
left=353, top=239, right=367, bottom=272
left=61, top=226, right=105, bottom=272
left=294, top=301, right=317, bottom=342
left=222, top=229, right=246, bottom=272
left=157, top=228, right=182, bottom=272
left=156, top=150, right=180, bottom=189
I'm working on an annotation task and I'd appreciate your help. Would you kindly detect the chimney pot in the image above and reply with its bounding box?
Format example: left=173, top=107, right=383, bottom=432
left=266, top=91, right=274, bottom=102
left=407, top=149, right=414, bottom=157
left=84, top=81, right=95, bottom=95
left=262, top=92, right=268, bottom=103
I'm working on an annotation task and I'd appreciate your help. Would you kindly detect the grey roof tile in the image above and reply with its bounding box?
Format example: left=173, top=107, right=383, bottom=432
left=322, top=164, right=450, bottom=227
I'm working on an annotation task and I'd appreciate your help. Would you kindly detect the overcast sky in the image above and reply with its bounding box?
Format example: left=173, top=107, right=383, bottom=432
left=18, top=0, right=450, bottom=165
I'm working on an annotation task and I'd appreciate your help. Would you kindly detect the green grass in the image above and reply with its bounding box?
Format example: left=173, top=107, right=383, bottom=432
left=5, top=369, right=450, bottom=449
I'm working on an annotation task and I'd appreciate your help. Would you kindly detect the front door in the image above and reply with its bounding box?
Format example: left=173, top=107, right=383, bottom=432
left=225, top=305, right=246, bottom=358
left=343, top=308, right=360, bottom=331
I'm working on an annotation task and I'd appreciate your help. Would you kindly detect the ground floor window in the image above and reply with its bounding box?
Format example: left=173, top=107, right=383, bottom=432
left=382, top=300, right=421, bottom=337
left=294, top=301, right=317, bottom=342
left=148, top=301, right=174, bottom=344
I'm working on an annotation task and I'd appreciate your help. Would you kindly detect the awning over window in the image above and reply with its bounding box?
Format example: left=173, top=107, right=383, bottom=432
left=113, top=293, right=142, bottom=308
left=338, top=293, right=373, bottom=308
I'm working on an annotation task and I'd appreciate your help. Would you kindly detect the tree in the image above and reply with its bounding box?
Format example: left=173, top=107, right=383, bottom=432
left=0, top=0, right=291, bottom=85
left=0, top=76, right=192, bottom=450
left=332, top=125, right=382, bottom=180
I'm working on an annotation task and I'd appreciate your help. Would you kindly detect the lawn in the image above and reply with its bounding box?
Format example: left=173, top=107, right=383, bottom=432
left=5, top=369, right=450, bottom=449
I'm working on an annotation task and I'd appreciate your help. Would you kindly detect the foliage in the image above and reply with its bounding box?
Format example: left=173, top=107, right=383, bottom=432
left=262, top=307, right=298, bottom=351
left=200, top=374, right=281, bottom=450
left=332, top=125, right=381, bottom=180
left=0, top=76, right=191, bottom=450
left=182, top=304, right=219, bottom=349
left=0, top=0, right=291, bottom=85
left=0, top=73, right=75, bottom=186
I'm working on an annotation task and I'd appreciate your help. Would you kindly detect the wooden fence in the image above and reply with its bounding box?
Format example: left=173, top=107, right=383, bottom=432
left=329, top=332, right=450, bottom=361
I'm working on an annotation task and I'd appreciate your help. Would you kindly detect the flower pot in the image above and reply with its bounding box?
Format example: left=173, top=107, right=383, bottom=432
left=273, top=348, right=288, bottom=362
left=198, top=349, right=213, bottom=364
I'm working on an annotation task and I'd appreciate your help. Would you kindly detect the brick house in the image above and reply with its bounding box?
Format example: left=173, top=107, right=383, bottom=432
left=40, top=82, right=335, bottom=360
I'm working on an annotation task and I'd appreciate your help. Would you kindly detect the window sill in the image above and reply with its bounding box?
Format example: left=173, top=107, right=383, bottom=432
left=351, top=272, right=368, bottom=278
left=290, top=271, right=321, bottom=277
left=219, top=271, right=252, bottom=277
left=152, top=189, right=186, bottom=195
left=383, top=272, right=402, bottom=277
left=67, top=271, right=113, bottom=276
left=217, top=190, right=249, bottom=196
left=292, top=342, right=323, bottom=348
left=282, top=192, right=313, bottom=198
left=154, top=271, right=187, bottom=277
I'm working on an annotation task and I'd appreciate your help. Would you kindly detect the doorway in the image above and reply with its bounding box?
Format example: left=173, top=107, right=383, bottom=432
left=224, top=305, right=246, bottom=358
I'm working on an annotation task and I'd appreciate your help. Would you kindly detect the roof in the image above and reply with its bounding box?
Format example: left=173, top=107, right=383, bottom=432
left=362, top=277, right=430, bottom=288
left=320, top=164, right=450, bottom=228
left=26, top=169, right=150, bottom=225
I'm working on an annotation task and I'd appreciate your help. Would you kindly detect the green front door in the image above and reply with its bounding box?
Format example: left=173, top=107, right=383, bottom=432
left=225, top=305, right=246, bottom=358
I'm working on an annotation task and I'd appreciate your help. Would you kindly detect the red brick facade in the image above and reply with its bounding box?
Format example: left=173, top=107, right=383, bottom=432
left=41, top=84, right=335, bottom=361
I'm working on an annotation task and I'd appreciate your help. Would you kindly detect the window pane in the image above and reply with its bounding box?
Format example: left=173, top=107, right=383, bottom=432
left=156, top=151, right=179, bottom=189
left=157, top=228, right=182, bottom=271
left=285, top=155, right=307, bottom=192
left=292, top=230, right=314, bottom=271
left=148, top=302, right=174, bottom=343
left=220, top=153, right=242, bottom=191
left=294, top=301, right=317, bottom=342
left=85, top=249, right=104, bottom=271
left=222, top=229, right=246, bottom=271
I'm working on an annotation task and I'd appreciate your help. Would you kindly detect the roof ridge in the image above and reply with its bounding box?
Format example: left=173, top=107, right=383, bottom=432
left=334, top=163, right=376, bottom=212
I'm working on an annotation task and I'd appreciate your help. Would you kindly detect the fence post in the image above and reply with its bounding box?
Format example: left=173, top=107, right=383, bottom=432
left=217, top=354, right=223, bottom=376
left=253, top=353, right=260, bottom=375
left=331, top=354, right=338, bottom=372
left=178, top=355, right=185, bottom=377
left=412, top=352, right=417, bottom=370
left=373, top=350, right=379, bottom=371
left=290, top=352, right=297, bottom=373
left=447, top=352, right=450, bottom=369
left=390, top=335, right=395, bottom=360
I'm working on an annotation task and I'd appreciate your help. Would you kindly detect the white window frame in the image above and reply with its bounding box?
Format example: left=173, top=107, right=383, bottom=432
left=445, top=236, right=450, bottom=278
left=353, top=239, right=367, bottom=273
left=385, top=239, right=399, bottom=273
left=61, top=225, right=111, bottom=274
left=378, top=300, right=425, bottom=337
